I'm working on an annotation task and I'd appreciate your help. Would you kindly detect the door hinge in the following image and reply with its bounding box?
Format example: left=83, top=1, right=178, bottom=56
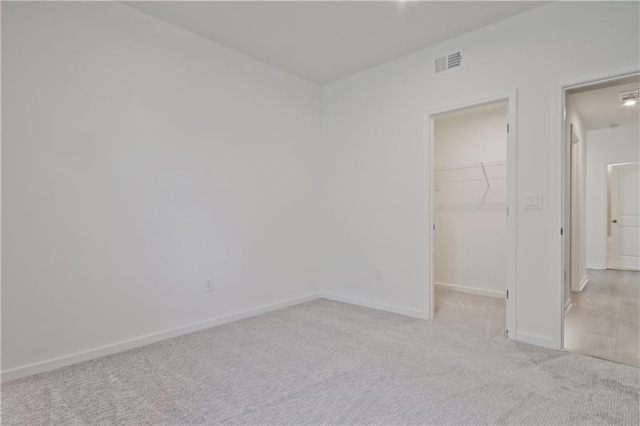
left=507, top=123, right=510, bottom=133
left=433, top=224, right=435, bottom=230
left=506, top=290, right=509, bottom=299
left=561, top=227, right=564, bottom=236
left=506, top=206, right=510, bottom=216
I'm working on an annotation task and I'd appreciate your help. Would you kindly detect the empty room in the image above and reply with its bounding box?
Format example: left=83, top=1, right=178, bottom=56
left=2, top=1, right=639, bottom=425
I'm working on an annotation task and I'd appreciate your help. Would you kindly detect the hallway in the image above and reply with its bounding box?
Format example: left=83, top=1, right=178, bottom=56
left=564, top=269, right=639, bottom=367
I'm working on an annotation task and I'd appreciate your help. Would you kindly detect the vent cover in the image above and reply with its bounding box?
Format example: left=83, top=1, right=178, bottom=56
left=435, top=51, right=462, bottom=74
left=619, top=89, right=639, bottom=102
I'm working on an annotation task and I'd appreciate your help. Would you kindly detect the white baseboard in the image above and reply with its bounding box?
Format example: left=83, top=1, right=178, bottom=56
left=578, top=275, right=589, bottom=292
left=435, top=282, right=506, bottom=299
left=1, top=293, right=322, bottom=382
left=320, top=293, right=426, bottom=320
left=586, top=264, right=605, bottom=270
left=564, top=298, right=573, bottom=316
left=516, top=331, right=555, bottom=349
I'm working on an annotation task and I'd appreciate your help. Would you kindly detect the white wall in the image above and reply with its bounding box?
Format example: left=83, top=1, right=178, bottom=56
left=1, top=2, right=321, bottom=373
left=321, top=1, right=639, bottom=347
left=434, top=105, right=507, bottom=297
left=565, top=98, right=588, bottom=301
left=586, top=125, right=640, bottom=269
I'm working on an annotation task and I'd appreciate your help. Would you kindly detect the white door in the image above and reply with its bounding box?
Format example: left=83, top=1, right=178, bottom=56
left=608, top=162, right=640, bottom=270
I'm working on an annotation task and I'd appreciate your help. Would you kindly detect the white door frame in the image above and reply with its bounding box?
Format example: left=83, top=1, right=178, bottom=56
left=426, top=90, right=517, bottom=340
left=557, top=69, right=639, bottom=350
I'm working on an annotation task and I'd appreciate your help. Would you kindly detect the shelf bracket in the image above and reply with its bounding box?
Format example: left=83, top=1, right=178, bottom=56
left=480, top=161, right=490, bottom=188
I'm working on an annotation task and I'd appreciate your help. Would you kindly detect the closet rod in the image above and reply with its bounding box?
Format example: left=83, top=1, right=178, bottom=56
left=433, top=160, right=505, bottom=191
left=435, top=177, right=505, bottom=185
left=434, top=159, right=505, bottom=172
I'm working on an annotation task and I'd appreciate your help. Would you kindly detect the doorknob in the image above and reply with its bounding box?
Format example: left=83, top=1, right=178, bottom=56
left=612, top=219, right=618, bottom=223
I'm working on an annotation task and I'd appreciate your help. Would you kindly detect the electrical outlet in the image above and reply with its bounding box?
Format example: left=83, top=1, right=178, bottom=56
left=202, top=279, right=214, bottom=293
left=375, top=268, right=382, bottom=280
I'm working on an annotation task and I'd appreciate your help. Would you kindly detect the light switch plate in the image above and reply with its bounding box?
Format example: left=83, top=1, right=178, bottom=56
left=524, top=193, right=542, bottom=210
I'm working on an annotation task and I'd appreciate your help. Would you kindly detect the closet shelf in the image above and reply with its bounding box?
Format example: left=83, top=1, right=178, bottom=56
left=434, top=160, right=506, bottom=190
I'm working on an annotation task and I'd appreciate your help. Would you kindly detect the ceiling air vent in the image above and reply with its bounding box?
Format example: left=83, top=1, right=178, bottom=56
left=435, top=51, right=462, bottom=74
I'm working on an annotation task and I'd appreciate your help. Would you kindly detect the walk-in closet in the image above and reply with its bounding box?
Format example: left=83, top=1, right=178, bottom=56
left=432, top=101, right=508, bottom=335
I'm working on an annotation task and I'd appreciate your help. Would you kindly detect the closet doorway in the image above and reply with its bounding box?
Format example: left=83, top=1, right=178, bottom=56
left=429, top=95, right=516, bottom=339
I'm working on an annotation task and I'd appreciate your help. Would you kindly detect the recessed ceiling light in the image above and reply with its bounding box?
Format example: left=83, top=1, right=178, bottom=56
left=619, top=89, right=639, bottom=106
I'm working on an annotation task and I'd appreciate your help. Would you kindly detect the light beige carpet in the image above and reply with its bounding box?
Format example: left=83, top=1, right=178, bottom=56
left=2, top=298, right=638, bottom=425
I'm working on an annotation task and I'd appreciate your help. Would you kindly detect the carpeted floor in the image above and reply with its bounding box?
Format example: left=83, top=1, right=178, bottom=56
left=2, top=298, right=638, bottom=425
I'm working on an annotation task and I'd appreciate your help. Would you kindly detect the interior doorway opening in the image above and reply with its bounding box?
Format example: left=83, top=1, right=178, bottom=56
left=562, top=73, right=639, bottom=367
left=430, top=99, right=512, bottom=338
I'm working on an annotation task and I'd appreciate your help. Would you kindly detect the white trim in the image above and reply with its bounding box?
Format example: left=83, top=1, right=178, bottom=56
left=505, top=91, right=518, bottom=340
left=435, top=282, right=505, bottom=299
left=426, top=90, right=517, bottom=340
left=564, top=298, right=573, bottom=316
left=424, top=113, right=434, bottom=320
left=607, top=266, right=640, bottom=272
left=602, top=163, right=610, bottom=269
left=1, top=293, right=322, bottom=382
left=586, top=264, right=606, bottom=270
left=557, top=68, right=640, bottom=351
left=320, top=293, right=426, bottom=319
left=516, top=332, right=555, bottom=349
left=578, top=275, right=589, bottom=292
left=556, top=77, right=566, bottom=351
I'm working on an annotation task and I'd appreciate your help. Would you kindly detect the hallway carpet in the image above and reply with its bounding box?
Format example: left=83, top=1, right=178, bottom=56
left=2, top=299, right=638, bottom=425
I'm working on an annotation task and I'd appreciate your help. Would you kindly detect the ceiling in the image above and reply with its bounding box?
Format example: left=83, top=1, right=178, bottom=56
left=568, top=76, right=640, bottom=131
left=126, top=1, right=547, bottom=84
